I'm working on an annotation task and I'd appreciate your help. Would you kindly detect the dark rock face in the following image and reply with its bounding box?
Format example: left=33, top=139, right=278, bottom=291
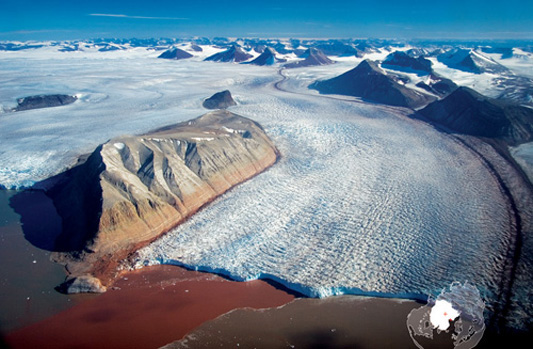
left=310, top=60, right=434, bottom=109
left=284, top=48, right=333, bottom=68
left=158, top=47, right=193, bottom=60
left=381, top=51, right=432, bottom=75
left=437, top=48, right=509, bottom=74
left=190, top=44, right=203, bottom=52
left=202, top=90, right=237, bottom=109
left=415, top=74, right=458, bottom=97
left=15, top=94, right=77, bottom=112
left=204, top=45, right=253, bottom=63
left=247, top=48, right=286, bottom=66
left=419, top=87, right=533, bottom=145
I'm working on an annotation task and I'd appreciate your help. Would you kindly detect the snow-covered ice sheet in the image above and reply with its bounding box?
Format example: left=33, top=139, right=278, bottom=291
left=0, top=50, right=277, bottom=188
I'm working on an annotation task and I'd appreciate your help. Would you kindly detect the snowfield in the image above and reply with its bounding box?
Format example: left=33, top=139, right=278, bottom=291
left=1, top=45, right=532, bottom=329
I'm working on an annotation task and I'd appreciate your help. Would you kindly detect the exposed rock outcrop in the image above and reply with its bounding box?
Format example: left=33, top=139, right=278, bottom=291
left=158, top=47, right=193, bottom=60
left=246, top=48, right=286, bottom=66
left=415, top=74, right=458, bottom=97
left=202, top=90, right=237, bottom=109
left=190, top=44, right=203, bottom=52
left=14, top=94, right=77, bottom=111
left=56, top=275, right=107, bottom=294
left=437, top=48, right=509, bottom=75
left=418, top=86, right=533, bottom=145
left=284, top=48, right=333, bottom=68
left=45, top=110, right=279, bottom=292
left=310, top=60, right=434, bottom=109
left=381, top=51, right=432, bottom=76
left=204, top=45, right=253, bottom=63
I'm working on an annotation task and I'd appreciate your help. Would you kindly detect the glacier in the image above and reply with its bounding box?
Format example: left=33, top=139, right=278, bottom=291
left=1, top=46, right=531, bottom=330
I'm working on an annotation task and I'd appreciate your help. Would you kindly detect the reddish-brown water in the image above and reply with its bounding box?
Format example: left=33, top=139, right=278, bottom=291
left=5, top=265, right=295, bottom=349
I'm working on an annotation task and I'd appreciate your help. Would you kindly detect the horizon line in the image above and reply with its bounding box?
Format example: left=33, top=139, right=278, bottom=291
left=89, top=13, right=189, bottom=20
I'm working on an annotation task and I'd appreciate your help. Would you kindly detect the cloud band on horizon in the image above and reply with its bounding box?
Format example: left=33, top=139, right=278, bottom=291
left=89, top=14, right=188, bottom=20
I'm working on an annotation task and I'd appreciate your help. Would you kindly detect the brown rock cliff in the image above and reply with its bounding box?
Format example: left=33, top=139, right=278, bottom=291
left=47, top=110, right=279, bottom=292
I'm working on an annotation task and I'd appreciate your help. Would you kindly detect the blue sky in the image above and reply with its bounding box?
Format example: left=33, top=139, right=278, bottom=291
left=1, top=0, right=532, bottom=40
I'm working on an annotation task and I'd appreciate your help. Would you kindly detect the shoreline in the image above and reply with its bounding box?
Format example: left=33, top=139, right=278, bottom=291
left=5, top=265, right=296, bottom=349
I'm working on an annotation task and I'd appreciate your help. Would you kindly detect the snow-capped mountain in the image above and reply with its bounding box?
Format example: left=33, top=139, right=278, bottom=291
left=246, top=47, right=286, bottom=66
left=284, top=48, right=333, bottom=68
left=437, top=48, right=509, bottom=75
left=204, top=45, right=253, bottom=63
left=158, top=47, right=193, bottom=60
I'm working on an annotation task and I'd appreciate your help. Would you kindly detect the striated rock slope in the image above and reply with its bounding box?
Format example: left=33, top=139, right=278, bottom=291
left=310, top=60, right=434, bottom=109
left=46, top=110, right=279, bottom=292
left=419, top=86, right=533, bottom=145
left=202, top=90, right=237, bottom=109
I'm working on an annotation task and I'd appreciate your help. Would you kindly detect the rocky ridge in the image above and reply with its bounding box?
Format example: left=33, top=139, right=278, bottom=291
left=284, top=48, right=333, bottom=68
left=158, top=47, right=193, bottom=60
left=437, top=48, right=509, bottom=75
left=419, top=86, right=533, bottom=145
left=246, top=47, right=286, bottom=66
left=14, top=94, right=77, bottom=111
left=381, top=51, right=433, bottom=76
left=45, top=110, right=279, bottom=292
left=310, top=60, right=435, bottom=109
left=204, top=45, right=253, bottom=63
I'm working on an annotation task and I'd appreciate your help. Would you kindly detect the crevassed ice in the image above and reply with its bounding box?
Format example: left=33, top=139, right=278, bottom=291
left=0, top=50, right=526, bottom=327
left=136, top=90, right=511, bottom=307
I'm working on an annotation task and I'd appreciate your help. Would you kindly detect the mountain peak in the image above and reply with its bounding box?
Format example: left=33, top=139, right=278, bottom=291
left=246, top=47, right=286, bottom=66
left=158, top=47, right=193, bottom=60
left=284, top=48, right=333, bottom=69
left=204, top=45, right=253, bottom=63
left=419, top=87, right=533, bottom=145
left=381, top=51, right=432, bottom=75
left=310, top=59, right=434, bottom=109
left=437, top=48, right=509, bottom=74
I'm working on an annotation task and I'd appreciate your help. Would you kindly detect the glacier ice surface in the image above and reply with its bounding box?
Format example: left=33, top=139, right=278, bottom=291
left=1, top=48, right=530, bottom=329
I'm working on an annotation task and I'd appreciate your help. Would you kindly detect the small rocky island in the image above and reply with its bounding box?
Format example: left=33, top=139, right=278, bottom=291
left=14, top=94, right=77, bottom=111
left=42, top=110, right=279, bottom=293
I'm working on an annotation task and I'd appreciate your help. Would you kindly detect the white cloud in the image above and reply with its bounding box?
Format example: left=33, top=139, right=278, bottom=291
left=89, top=14, right=188, bottom=20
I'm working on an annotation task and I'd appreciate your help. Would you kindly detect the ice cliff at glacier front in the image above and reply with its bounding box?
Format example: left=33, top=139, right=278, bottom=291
left=41, top=110, right=279, bottom=292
